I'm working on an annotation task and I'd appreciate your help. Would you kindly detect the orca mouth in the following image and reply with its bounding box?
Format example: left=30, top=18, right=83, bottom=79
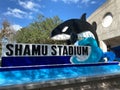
left=51, top=31, right=95, bottom=41
left=77, top=31, right=95, bottom=41
left=51, top=34, right=70, bottom=40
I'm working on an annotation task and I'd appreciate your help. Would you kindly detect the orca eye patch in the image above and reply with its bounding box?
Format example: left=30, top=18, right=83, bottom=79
left=51, top=26, right=70, bottom=40
left=62, top=26, right=69, bottom=32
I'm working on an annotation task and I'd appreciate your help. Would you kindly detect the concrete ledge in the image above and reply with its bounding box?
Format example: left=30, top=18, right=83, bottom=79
left=1, top=73, right=120, bottom=90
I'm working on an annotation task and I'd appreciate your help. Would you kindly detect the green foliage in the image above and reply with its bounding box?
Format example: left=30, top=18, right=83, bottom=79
left=15, top=15, right=64, bottom=44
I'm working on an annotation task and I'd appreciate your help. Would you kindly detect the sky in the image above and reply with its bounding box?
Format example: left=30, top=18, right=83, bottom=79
left=0, top=0, right=106, bottom=31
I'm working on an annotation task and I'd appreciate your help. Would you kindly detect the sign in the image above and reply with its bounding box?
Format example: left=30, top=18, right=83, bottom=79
left=1, top=43, right=91, bottom=67
left=3, top=43, right=91, bottom=57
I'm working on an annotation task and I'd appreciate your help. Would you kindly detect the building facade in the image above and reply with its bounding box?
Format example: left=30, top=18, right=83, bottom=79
left=88, top=0, right=120, bottom=48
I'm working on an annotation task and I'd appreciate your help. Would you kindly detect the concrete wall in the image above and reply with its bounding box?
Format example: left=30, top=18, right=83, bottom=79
left=1, top=74, right=120, bottom=90
left=87, top=0, right=120, bottom=47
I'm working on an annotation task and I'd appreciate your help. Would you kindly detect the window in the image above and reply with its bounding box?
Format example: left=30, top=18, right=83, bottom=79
left=102, top=12, right=113, bottom=27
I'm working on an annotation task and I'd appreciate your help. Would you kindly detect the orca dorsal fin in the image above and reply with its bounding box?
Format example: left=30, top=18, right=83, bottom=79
left=92, top=22, right=97, bottom=31
left=80, top=13, right=86, bottom=21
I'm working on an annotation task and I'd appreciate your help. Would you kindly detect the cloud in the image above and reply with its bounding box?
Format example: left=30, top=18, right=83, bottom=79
left=11, top=24, right=22, bottom=31
left=81, top=0, right=90, bottom=4
left=62, top=0, right=79, bottom=4
left=81, top=0, right=96, bottom=5
left=4, top=8, right=27, bottom=19
left=81, top=0, right=97, bottom=6
left=51, top=0, right=96, bottom=5
left=4, top=7, right=33, bottom=19
left=18, top=0, right=40, bottom=11
left=51, top=0, right=79, bottom=4
left=91, top=1, right=96, bottom=4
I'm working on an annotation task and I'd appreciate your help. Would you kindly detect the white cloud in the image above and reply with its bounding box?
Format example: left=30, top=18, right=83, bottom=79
left=51, top=0, right=96, bottom=5
left=4, top=8, right=33, bottom=19
left=81, top=0, right=96, bottom=5
left=91, top=1, right=96, bottom=4
left=4, top=8, right=27, bottom=19
left=51, top=0, right=79, bottom=4
left=18, top=0, right=40, bottom=11
left=62, top=0, right=79, bottom=4
left=11, top=24, right=22, bottom=31
left=81, top=0, right=90, bottom=4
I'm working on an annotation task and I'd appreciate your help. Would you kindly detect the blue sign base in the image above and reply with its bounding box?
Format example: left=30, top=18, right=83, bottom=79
left=1, top=56, right=71, bottom=67
left=0, top=62, right=120, bottom=88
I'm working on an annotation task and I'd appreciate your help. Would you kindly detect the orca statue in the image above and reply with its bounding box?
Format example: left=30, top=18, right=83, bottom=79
left=51, top=13, right=116, bottom=63
left=50, top=13, right=99, bottom=45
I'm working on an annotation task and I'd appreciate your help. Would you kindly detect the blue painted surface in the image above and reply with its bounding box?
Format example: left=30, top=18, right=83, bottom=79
left=0, top=62, right=120, bottom=87
left=71, top=38, right=103, bottom=63
left=1, top=38, right=120, bottom=87
left=1, top=56, right=71, bottom=67
left=112, top=46, right=120, bottom=58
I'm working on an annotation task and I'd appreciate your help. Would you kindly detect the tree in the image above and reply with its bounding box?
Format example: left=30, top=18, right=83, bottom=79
left=15, top=15, right=64, bottom=44
left=0, top=20, right=16, bottom=42
left=0, top=20, right=16, bottom=57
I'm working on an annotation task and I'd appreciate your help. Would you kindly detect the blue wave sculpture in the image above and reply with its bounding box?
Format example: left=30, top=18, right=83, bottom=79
left=70, top=37, right=116, bottom=64
left=70, top=37, right=103, bottom=63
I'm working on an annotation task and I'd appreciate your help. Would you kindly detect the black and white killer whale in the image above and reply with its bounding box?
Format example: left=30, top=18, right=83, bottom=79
left=51, top=13, right=99, bottom=45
